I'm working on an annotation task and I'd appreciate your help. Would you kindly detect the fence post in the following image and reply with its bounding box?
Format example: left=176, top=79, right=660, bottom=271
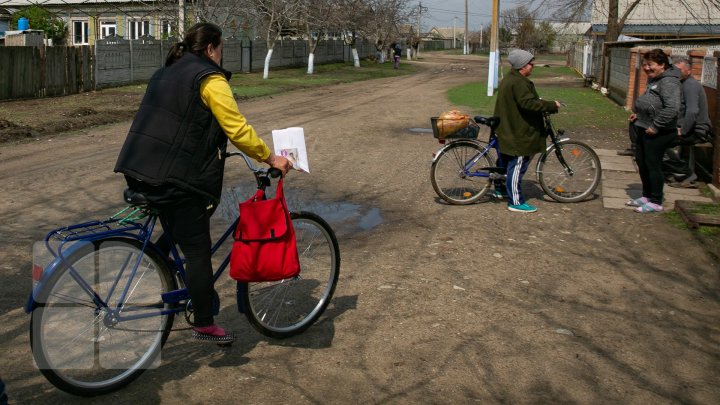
left=687, top=49, right=705, bottom=81
left=626, top=47, right=639, bottom=110
left=130, top=38, right=134, bottom=83
left=713, top=51, right=720, bottom=189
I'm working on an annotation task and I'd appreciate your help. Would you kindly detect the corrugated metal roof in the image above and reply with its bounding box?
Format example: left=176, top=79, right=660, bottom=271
left=592, top=24, right=720, bottom=35
left=0, top=1, right=140, bottom=5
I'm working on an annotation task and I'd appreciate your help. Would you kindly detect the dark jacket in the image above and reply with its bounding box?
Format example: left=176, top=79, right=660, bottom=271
left=114, top=53, right=232, bottom=204
left=493, top=69, right=558, bottom=156
left=679, top=75, right=711, bottom=136
left=393, top=44, right=401, bottom=57
left=633, top=66, right=682, bottom=134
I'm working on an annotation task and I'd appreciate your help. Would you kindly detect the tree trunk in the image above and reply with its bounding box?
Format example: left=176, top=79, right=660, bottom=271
left=307, top=53, right=315, bottom=74
left=263, top=48, right=273, bottom=80
left=605, top=0, right=621, bottom=42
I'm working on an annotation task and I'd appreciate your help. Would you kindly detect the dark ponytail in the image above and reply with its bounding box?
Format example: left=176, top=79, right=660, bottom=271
left=165, top=22, right=223, bottom=67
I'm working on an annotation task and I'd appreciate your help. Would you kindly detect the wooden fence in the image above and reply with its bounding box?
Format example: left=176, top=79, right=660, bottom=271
left=0, top=37, right=385, bottom=100
left=0, top=46, right=93, bottom=100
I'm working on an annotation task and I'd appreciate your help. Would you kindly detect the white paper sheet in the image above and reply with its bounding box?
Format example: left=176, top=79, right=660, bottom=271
left=271, top=127, right=309, bottom=173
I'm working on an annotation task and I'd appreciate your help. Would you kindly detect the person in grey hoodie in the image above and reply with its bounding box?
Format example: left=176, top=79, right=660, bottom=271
left=662, top=56, right=713, bottom=185
left=625, top=48, right=682, bottom=213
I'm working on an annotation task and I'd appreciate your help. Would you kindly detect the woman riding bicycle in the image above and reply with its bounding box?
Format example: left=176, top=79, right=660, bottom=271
left=114, top=22, right=291, bottom=343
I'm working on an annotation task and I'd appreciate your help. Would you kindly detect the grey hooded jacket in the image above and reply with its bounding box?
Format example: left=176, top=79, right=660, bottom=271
left=633, top=66, right=682, bottom=134
left=679, top=75, right=712, bottom=136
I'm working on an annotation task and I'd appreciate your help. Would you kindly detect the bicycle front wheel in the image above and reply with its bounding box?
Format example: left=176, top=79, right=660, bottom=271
left=30, top=238, right=176, bottom=396
left=430, top=141, right=494, bottom=205
left=241, top=212, right=340, bottom=338
left=537, top=140, right=602, bottom=203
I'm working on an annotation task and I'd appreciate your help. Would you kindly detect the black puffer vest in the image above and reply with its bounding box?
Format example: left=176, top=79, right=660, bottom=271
left=114, top=53, right=232, bottom=203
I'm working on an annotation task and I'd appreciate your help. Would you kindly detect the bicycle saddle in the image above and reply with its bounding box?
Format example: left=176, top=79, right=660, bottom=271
left=123, top=188, right=150, bottom=206
left=474, top=116, right=500, bottom=130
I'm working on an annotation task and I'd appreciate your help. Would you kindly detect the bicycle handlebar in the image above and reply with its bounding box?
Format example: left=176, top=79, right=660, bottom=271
left=223, top=151, right=282, bottom=178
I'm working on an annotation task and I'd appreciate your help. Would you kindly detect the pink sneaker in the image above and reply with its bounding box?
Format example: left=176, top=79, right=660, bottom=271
left=192, top=324, right=235, bottom=343
left=626, top=197, right=649, bottom=207
left=634, top=202, right=663, bottom=213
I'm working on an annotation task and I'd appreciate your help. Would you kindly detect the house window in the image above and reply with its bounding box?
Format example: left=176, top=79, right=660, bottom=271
left=100, top=21, right=117, bottom=39
left=127, top=19, right=151, bottom=39
left=72, top=20, right=89, bottom=45
left=161, top=20, right=173, bottom=38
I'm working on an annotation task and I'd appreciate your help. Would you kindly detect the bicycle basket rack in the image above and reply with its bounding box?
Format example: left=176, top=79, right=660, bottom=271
left=430, top=117, right=480, bottom=139
left=44, top=206, right=156, bottom=258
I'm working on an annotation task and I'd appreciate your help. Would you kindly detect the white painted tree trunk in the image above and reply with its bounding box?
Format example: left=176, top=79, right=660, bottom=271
left=307, top=53, right=315, bottom=74
left=352, top=48, right=360, bottom=67
left=406, top=48, right=412, bottom=60
left=263, top=48, right=273, bottom=79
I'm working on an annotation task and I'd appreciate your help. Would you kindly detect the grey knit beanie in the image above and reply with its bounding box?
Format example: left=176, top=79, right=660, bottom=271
left=508, top=49, right=534, bottom=69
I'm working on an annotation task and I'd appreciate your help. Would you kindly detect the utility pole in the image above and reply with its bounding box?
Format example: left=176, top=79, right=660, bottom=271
left=464, top=0, right=468, bottom=54
left=453, top=17, right=457, bottom=49
left=480, top=23, right=483, bottom=51
left=415, top=2, right=427, bottom=59
left=487, top=0, right=500, bottom=96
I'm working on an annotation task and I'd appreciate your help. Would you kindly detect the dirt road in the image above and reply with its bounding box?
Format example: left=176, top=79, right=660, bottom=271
left=1, top=53, right=719, bottom=404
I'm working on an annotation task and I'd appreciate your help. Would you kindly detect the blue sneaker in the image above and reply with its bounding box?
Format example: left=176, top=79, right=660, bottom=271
left=507, top=203, right=537, bottom=213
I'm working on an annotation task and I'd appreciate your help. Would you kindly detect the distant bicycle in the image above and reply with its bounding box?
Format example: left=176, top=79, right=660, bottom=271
left=27, top=151, right=340, bottom=396
left=430, top=112, right=601, bottom=204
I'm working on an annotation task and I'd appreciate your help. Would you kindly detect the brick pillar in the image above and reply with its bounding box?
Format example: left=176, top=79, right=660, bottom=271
left=638, top=48, right=651, bottom=94
left=687, top=49, right=705, bottom=81
left=626, top=47, right=640, bottom=110
left=713, top=51, right=720, bottom=188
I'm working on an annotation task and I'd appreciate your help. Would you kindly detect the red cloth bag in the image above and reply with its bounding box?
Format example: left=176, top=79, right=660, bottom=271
left=229, top=178, right=301, bottom=282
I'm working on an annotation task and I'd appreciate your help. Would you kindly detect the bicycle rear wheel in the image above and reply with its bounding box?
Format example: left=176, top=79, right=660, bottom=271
left=30, top=238, right=176, bottom=396
left=241, top=212, right=339, bottom=338
left=537, top=140, right=601, bottom=203
left=430, top=141, right=494, bottom=205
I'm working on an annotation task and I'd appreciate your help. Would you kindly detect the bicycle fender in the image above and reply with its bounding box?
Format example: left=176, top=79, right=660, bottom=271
left=25, top=240, right=94, bottom=313
left=431, top=140, right=484, bottom=163
left=536, top=137, right=571, bottom=167
left=25, top=237, right=165, bottom=313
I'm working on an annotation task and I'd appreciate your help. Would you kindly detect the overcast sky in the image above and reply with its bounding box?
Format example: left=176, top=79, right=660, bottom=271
left=416, top=0, right=531, bottom=31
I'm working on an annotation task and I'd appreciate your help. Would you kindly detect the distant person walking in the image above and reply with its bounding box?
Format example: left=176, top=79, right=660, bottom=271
left=392, top=43, right=402, bottom=69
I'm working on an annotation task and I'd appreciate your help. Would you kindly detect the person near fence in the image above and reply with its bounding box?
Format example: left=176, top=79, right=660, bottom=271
left=114, top=22, right=292, bottom=343
left=625, top=48, right=682, bottom=213
left=392, top=42, right=402, bottom=69
left=662, top=56, right=713, bottom=187
left=493, top=49, right=561, bottom=213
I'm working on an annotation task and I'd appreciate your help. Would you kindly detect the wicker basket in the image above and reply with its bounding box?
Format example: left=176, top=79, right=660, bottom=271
left=431, top=117, right=479, bottom=139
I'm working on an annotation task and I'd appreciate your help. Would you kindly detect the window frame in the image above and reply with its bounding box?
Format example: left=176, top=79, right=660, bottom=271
left=99, top=20, right=117, bottom=39
left=71, top=19, right=89, bottom=45
left=127, top=18, right=151, bottom=40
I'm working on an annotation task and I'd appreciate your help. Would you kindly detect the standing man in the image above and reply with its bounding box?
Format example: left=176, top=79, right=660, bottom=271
left=663, top=57, right=713, bottom=185
left=493, top=49, right=562, bottom=213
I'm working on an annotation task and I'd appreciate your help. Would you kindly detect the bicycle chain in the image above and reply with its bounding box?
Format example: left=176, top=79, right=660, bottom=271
left=100, top=301, right=196, bottom=333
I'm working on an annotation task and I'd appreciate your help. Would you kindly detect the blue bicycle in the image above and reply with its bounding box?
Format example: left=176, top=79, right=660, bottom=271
left=430, top=113, right=601, bottom=204
left=26, top=152, right=340, bottom=396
